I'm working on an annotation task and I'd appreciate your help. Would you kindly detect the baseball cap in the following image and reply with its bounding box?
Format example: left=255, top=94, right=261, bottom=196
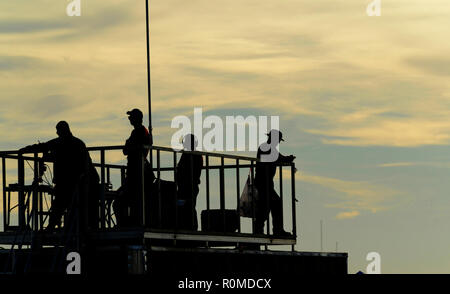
left=126, top=108, right=143, bottom=119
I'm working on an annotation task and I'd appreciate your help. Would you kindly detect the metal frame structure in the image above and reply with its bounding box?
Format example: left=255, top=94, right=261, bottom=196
left=0, top=145, right=297, bottom=252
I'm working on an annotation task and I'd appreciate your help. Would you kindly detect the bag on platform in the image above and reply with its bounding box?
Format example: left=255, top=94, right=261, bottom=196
left=239, top=172, right=258, bottom=218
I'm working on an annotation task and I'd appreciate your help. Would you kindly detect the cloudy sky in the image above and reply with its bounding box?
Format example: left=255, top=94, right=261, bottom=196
left=1, top=0, right=450, bottom=273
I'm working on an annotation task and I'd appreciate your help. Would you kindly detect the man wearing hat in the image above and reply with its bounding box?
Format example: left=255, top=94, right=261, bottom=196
left=119, top=108, right=153, bottom=226
left=254, top=129, right=295, bottom=236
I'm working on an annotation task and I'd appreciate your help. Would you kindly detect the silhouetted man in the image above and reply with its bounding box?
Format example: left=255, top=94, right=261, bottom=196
left=20, top=121, right=96, bottom=231
left=118, top=108, right=153, bottom=226
left=176, top=134, right=203, bottom=230
left=254, top=129, right=295, bottom=236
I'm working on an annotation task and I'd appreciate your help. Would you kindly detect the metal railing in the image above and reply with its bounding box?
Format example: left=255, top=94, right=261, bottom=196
left=0, top=145, right=297, bottom=247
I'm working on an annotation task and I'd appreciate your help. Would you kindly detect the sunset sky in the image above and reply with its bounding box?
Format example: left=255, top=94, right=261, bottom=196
left=1, top=0, right=450, bottom=273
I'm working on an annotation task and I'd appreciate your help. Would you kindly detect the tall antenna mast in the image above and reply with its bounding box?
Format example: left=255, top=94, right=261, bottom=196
left=145, top=0, right=153, bottom=144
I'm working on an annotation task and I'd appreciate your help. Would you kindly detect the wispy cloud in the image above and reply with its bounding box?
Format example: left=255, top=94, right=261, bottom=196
left=336, top=210, right=360, bottom=220
left=298, top=172, right=403, bottom=214
left=377, top=162, right=416, bottom=168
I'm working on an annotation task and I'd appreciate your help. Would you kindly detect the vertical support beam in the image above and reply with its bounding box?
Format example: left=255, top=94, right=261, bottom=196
left=2, top=157, right=6, bottom=230
left=173, top=151, right=178, bottom=231
left=220, top=157, right=225, bottom=232
left=32, top=153, right=39, bottom=231
left=190, top=153, right=195, bottom=230
left=107, top=167, right=111, bottom=186
left=279, top=165, right=283, bottom=230
left=250, top=161, right=256, bottom=234
left=291, top=163, right=297, bottom=251
left=157, top=150, right=161, bottom=228
left=120, top=167, right=126, bottom=187
left=205, top=156, right=210, bottom=232
left=265, top=165, right=270, bottom=236
left=18, top=154, right=25, bottom=228
left=235, top=159, right=241, bottom=233
left=219, top=157, right=225, bottom=210
left=100, top=150, right=106, bottom=229
left=106, top=166, right=111, bottom=228
left=145, top=0, right=152, bottom=134
left=140, top=151, right=146, bottom=228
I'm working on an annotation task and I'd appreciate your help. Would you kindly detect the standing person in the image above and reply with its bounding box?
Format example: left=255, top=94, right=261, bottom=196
left=254, top=129, right=295, bottom=236
left=20, top=121, right=93, bottom=232
left=176, top=134, right=203, bottom=230
left=120, top=108, right=153, bottom=226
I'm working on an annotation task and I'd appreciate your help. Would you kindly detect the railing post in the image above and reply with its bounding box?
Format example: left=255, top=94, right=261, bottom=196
left=220, top=157, right=225, bottom=232
left=120, top=167, right=126, bottom=187
left=106, top=166, right=111, bottom=228
left=265, top=164, right=270, bottom=236
left=157, top=149, right=161, bottom=228
left=100, top=150, right=106, bottom=229
left=2, top=157, right=6, bottom=230
left=235, top=159, right=241, bottom=233
left=173, top=151, right=178, bottom=231
left=279, top=165, right=283, bottom=230
left=205, top=156, right=210, bottom=232
left=250, top=160, right=256, bottom=234
left=190, top=152, right=195, bottom=230
left=291, top=163, right=297, bottom=250
left=140, top=150, right=146, bottom=227
left=32, top=153, right=39, bottom=231
left=18, top=153, right=25, bottom=229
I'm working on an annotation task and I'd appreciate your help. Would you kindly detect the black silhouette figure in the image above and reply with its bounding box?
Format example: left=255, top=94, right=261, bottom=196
left=176, top=134, right=203, bottom=230
left=20, top=121, right=98, bottom=232
left=254, top=129, right=295, bottom=236
left=114, top=108, right=154, bottom=227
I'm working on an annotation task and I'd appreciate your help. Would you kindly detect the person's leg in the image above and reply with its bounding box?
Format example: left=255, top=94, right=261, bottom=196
left=47, top=185, right=68, bottom=230
left=254, top=187, right=269, bottom=234
left=269, top=190, right=283, bottom=232
left=269, top=190, right=292, bottom=236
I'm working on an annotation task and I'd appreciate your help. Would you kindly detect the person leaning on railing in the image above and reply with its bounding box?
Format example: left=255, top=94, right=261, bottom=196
left=254, top=130, right=295, bottom=237
left=19, top=121, right=94, bottom=232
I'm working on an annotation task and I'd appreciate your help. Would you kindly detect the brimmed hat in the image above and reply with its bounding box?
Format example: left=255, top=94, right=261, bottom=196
left=126, top=108, right=143, bottom=119
left=267, top=129, right=284, bottom=141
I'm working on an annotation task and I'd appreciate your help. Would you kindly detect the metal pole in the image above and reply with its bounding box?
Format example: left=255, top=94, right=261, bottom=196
left=250, top=161, right=256, bottom=234
left=205, top=156, right=210, bottom=231
left=291, top=164, right=296, bottom=251
left=235, top=159, right=241, bottom=233
left=157, top=150, right=161, bottom=228
left=100, top=150, right=106, bottom=229
left=2, top=157, right=6, bottom=230
left=220, top=157, right=225, bottom=232
left=145, top=0, right=152, bottom=139
left=173, top=152, right=178, bottom=231
left=18, top=154, right=25, bottom=228
left=279, top=165, right=283, bottom=229
left=33, top=153, right=39, bottom=231
left=140, top=153, right=146, bottom=227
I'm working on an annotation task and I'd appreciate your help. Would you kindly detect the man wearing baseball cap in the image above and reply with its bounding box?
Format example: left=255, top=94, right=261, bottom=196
left=254, top=129, right=295, bottom=237
left=116, top=108, right=154, bottom=226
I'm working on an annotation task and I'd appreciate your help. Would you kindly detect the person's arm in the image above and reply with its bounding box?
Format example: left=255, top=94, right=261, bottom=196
left=123, top=131, right=134, bottom=155
left=20, top=140, right=53, bottom=154
left=277, top=153, right=295, bottom=163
